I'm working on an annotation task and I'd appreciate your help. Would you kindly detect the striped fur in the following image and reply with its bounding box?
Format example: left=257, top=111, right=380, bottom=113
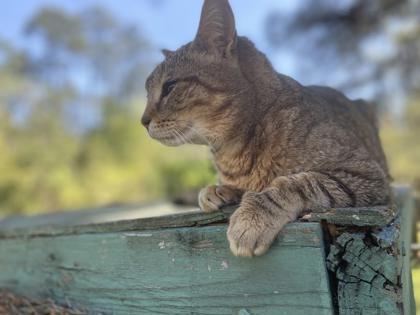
left=142, top=0, right=391, bottom=256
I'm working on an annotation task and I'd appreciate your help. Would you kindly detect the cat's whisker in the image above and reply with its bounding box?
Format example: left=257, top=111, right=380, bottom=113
left=174, top=126, right=195, bottom=146
left=177, top=130, right=190, bottom=145
left=186, top=125, right=218, bottom=152
left=172, top=128, right=187, bottom=145
left=170, top=129, right=180, bottom=142
left=175, top=127, right=194, bottom=146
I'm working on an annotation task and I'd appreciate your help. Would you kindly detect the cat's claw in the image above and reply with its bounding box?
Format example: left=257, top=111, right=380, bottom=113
left=227, top=198, right=288, bottom=257
left=198, top=185, right=243, bottom=213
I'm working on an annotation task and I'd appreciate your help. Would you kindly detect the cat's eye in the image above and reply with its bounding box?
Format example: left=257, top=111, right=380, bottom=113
left=161, top=79, right=178, bottom=98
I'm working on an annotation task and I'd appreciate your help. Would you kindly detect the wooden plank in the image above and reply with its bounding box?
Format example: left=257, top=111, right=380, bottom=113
left=0, top=223, right=334, bottom=315
left=327, top=227, right=403, bottom=314
left=0, top=186, right=414, bottom=314
left=304, top=205, right=395, bottom=227
left=0, top=208, right=230, bottom=239
left=0, top=204, right=397, bottom=240
left=324, top=186, right=415, bottom=315
left=400, top=189, right=417, bottom=315
left=0, top=201, right=196, bottom=230
left=0, top=187, right=408, bottom=240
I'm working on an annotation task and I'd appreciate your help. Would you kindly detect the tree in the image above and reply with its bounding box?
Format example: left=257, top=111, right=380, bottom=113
left=265, top=0, right=420, bottom=190
left=0, top=6, right=214, bottom=215
left=381, top=97, right=420, bottom=190
left=265, top=0, right=420, bottom=106
left=25, top=6, right=151, bottom=100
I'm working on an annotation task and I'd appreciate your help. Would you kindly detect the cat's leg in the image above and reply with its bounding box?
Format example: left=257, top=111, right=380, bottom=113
left=227, top=171, right=388, bottom=257
left=199, top=185, right=244, bottom=213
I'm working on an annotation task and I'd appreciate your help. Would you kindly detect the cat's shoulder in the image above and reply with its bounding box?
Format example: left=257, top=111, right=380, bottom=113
left=299, top=84, right=379, bottom=131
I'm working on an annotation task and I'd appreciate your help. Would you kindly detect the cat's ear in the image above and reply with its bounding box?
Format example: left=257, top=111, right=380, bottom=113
left=161, top=49, right=175, bottom=58
left=193, top=0, right=237, bottom=58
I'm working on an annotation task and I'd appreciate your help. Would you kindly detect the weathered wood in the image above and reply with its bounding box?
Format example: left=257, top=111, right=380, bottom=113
left=410, top=196, right=419, bottom=244
left=0, top=186, right=406, bottom=239
left=400, top=191, right=416, bottom=315
left=325, top=186, right=416, bottom=315
left=327, top=227, right=402, bottom=314
left=0, top=186, right=415, bottom=314
left=304, top=206, right=395, bottom=227
left=0, top=201, right=199, bottom=230
left=0, top=223, right=334, bottom=315
left=0, top=204, right=396, bottom=240
left=0, top=208, right=228, bottom=239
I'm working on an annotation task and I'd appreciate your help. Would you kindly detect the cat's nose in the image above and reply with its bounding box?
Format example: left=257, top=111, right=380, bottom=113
left=141, top=115, right=152, bottom=129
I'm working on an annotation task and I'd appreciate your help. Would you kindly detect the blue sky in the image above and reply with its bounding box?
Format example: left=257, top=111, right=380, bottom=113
left=0, top=1, right=309, bottom=128
left=0, top=0, right=300, bottom=77
left=1, top=1, right=408, bottom=130
left=0, top=0, right=389, bottom=104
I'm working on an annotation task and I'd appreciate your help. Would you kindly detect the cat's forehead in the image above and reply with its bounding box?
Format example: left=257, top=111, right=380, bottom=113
left=145, top=63, right=165, bottom=89
left=145, top=63, right=170, bottom=91
left=146, top=50, right=197, bottom=88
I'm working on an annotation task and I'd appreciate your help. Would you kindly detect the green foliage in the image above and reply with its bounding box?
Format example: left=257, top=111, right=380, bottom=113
left=0, top=92, right=215, bottom=215
left=0, top=4, right=418, bottom=217
left=381, top=99, right=420, bottom=190
left=25, top=7, right=86, bottom=53
left=0, top=17, right=215, bottom=216
left=0, top=6, right=217, bottom=216
left=25, top=6, right=150, bottom=98
left=158, top=159, right=216, bottom=199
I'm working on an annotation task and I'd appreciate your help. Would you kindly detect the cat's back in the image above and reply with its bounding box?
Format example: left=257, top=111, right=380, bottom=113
left=303, top=85, right=378, bottom=142
left=298, top=84, right=388, bottom=170
left=305, top=85, right=376, bottom=125
left=236, top=38, right=388, bottom=173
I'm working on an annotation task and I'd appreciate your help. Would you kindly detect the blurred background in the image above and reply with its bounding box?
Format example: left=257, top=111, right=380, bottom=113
left=0, top=0, right=420, bottom=300
left=0, top=0, right=419, bottom=216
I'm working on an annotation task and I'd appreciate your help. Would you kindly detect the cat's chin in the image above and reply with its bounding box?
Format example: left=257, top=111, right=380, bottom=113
left=148, top=124, right=205, bottom=147
left=156, top=137, right=186, bottom=147
left=148, top=128, right=186, bottom=146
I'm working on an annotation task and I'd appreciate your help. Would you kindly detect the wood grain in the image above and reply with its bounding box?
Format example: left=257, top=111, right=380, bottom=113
left=325, top=186, right=416, bottom=315
left=0, top=204, right=397, bottom=240
left=0, top=186, right=414, bottom=314
left=0, top=223, right=334, bottom=315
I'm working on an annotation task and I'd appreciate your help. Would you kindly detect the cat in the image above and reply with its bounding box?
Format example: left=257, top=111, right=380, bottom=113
left=141, top=0, right=391, bottom=257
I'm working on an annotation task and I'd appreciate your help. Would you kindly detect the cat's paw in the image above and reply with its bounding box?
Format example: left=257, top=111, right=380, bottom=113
left=198, top=185, right=242, bottom=213
left=227, top=192, right=289, bottom=257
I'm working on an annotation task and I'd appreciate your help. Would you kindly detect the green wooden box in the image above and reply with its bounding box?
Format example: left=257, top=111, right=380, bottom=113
left=0, top=187, right=416, bottom=315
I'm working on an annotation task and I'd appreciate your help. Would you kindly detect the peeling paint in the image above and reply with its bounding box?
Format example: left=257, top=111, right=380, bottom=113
left=327, top=230, right=402, bottom=314
left=220, top=260, right=229, bottom=270
left=192, top=240, right=213, bottom=249
left=123, top=233, right=153, bottom=237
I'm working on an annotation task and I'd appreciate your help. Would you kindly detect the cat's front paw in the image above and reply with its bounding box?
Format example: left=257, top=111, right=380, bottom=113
left=198, top=185, right=243, bottom=213
left=227, top=192, right=289, bottom=257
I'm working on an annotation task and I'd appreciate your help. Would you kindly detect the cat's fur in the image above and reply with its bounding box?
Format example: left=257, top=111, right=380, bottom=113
left=142, top=0, right=391, bottom=257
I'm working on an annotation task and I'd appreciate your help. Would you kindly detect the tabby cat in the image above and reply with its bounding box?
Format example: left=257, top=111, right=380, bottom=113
left=141, top=0, right=391, bottom=257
